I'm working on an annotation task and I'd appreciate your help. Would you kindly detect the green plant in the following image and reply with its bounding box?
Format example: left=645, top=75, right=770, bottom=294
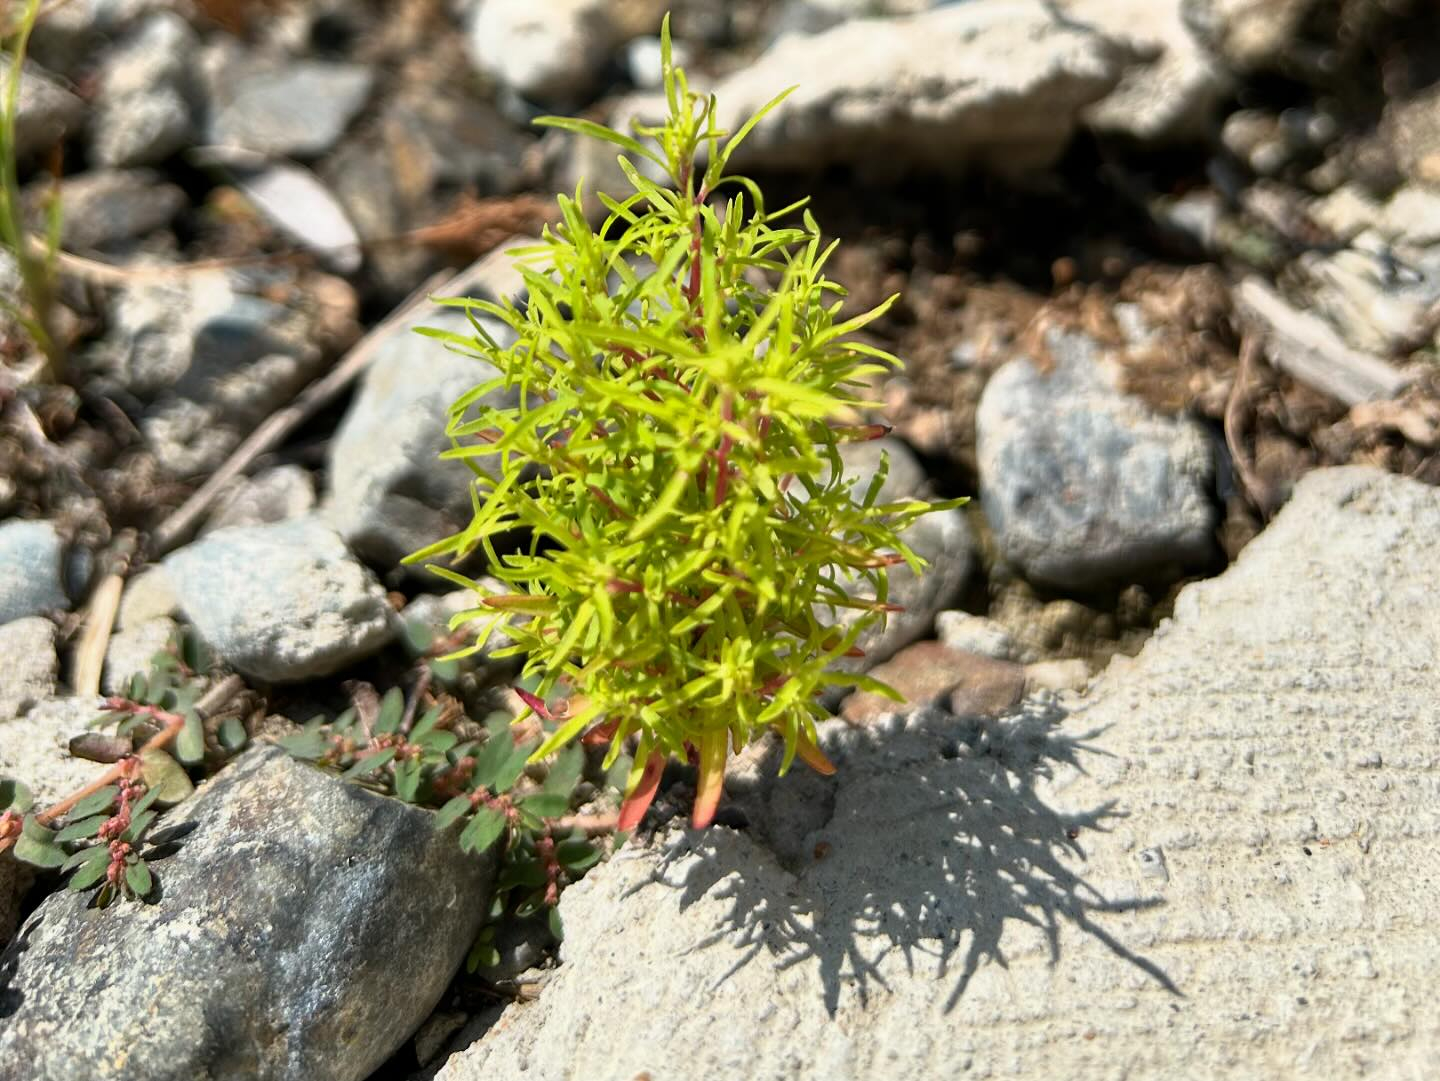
left=277, top=685, right=617, bottom=963
left=0, top=0, right=64, bottom=380
left=407, top=17, right=958, bottom=830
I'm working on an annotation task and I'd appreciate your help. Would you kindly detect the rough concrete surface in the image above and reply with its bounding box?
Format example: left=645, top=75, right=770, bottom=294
left=436, top=467, right=1440, bottom=1080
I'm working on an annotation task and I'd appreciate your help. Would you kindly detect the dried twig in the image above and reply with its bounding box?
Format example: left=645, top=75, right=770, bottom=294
left=145, top=268, right=453, bottom=557
left=1235, top=277, right=1413, bottom=407
left=1223, top=334, right=1275, bottom=517
left=71, top=532, right=137, bottom=696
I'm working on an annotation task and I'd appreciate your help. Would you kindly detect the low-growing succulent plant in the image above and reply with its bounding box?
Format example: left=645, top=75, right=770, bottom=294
left=407, top=18, right=958, bottom=830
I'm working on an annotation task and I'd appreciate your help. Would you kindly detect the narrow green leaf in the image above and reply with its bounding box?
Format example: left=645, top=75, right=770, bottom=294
left=62, top=844, right=110, bottom=874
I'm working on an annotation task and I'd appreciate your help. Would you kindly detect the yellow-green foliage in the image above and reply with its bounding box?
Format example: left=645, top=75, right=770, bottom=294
left=409, top=18, right=958, bottom=828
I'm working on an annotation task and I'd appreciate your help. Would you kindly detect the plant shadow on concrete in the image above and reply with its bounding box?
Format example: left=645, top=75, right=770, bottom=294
left=643, top=701, right=1179, bottom=1015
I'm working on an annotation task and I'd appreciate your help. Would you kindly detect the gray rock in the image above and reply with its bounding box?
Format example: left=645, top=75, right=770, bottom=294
left=89, top=11, right=199, bottom=167
left=27, top=0, right=176, bottom=76
left=1298, top=237, right=1440, bottom=356
left=115, top=565, right=179, bottom=630
left=709, top=0, right=1126, bottom=176
left=1379, top=185, right=1440, bottom=248
left=771, top=0, right=938, bottom=39
left=464, top=0, right=621, bottom=105
left=92, top=84, right=194, bottom=169
left=0, top=618, right=58, bottom=721
left=435, top=466, right=1440, bottom=1081
left=324, top=306, right=517, bottom=569
left=165, top=517, right=395, bottom=683
left=977, top=329, right=1216, bottom=589
left=1072, top=0, right=1230, bottom=141
left=815, top=440, right=975, bottom=679
left=95, top=271, right=342, bottom=474
left=206, top=58, right=374, bottom=158
left=203, top=464, right=317, bottom=533
left=1180, top=0, right=1315, bottom=73
left=4, top=58, right=84, bottom=160
left=0, top=520, right=69, bottom=623
left=0, top=697, right=105, bottom=942
left=0, top=744, right=499, bottom=1081
left=935, top=609, right=1024, bottom=661
left=46, top=168, right=186, bottom=250
left=101, top=615, right=178, bottom=695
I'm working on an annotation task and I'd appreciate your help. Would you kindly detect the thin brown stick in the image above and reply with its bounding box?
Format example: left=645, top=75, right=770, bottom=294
left=145, top=268, right=455, bottom=557
left=1224, top=334, right=1273, bottom=517
left=0, top=675, right=245, bottom=854
left=549, top=812, right=620, bottom=836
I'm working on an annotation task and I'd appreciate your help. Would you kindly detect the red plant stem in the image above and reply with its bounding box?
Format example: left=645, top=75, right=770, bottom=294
left=713, top=394, right=735, bottom=507
left=0, top=675, right=244, bottom=854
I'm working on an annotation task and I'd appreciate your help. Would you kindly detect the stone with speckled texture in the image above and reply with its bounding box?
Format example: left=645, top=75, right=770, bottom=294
left=0, top=744, right=498, bottom=1081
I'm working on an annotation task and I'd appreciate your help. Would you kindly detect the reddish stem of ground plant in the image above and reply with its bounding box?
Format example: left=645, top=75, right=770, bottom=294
left=0, top=675, right=243, bottom=856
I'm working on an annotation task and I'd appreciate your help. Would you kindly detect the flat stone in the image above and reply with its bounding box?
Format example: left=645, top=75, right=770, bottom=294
left=1073, top=0, right=1230, bottom=141
left=0, top=618, right=58, bottom=721
left=323, top=304, right=517, bottom=570
left=101, top=615, right=178, bottom=695
left=96, top=270, right=351, bottom=475
left=1180, top=0, right=1316, bottom=73
left=48, top=168, right=186, bottom=250
left=842, top=641, right=1025, bottom=724
left=89, top=11, right=198, bottom=167
left=4, top=57, right=85, bottom=160
left=934, top=609, right=1023, bottom=661
left=710, top=0, right=1126, bottom=176
left=1023, top=657, right=1093, bottom=694
left=116, top=565, right=178, bottom=630
left=203, top=464, right=316, bottom=534
left=0, top=744, right=499, bottom=1080
left=433, top=466, right=1440, bottom=1080
left=0, top=697, right=106, bottom=942
left=976, top=329, right=1216, bottom=589
left=0, top=520, right=69, bottom=624
left=207, top=58, right=374, bottom=158
left=165, top=517, right=395, bottom=683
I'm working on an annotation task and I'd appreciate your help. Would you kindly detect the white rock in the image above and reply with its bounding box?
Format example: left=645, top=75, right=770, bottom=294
left=0, top=520, right=69, bottom=623
left=0, top=618, right=59, bottom=720
left=435, top=467, right=1440, bottom=1080
left=465, top=0, right=621, bottom=104
left=1074, top=0, right=1230, bottom=141
left=709, top=0, right=1126, bottom=176
left=102, top=616, right=179, bottom=695
left=935, top=610, right=1020, bottom=661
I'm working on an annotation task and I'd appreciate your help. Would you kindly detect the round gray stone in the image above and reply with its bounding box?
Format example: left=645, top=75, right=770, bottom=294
left=164, top=517, right=395, bottom=683
left=0, top=520, right=69, bottom=624
left=0, top=744, right=499, bottom=1081
left=976, top=329, right=1216, bottom=589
